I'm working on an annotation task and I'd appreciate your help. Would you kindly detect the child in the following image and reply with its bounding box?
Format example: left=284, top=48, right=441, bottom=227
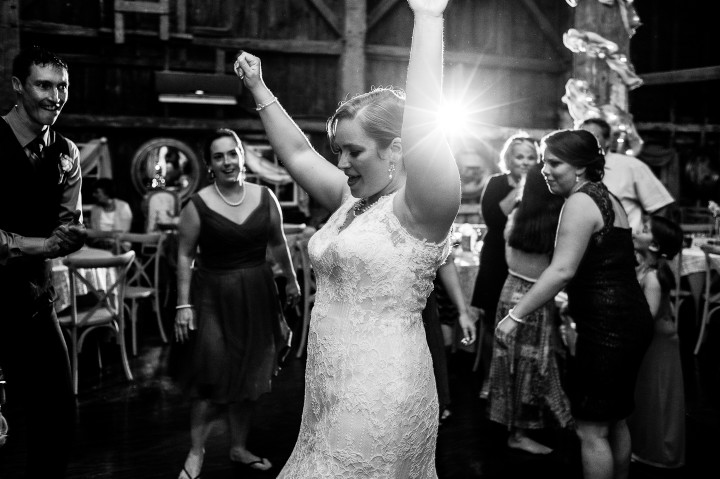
left=627, top=215, right=686, bottom=469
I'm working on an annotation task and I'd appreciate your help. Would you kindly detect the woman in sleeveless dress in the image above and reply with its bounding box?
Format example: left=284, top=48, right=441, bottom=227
left=628, top=216, right=685, bottom=469
left=174, top=129, right=300, bottom=479
left=234, top=1, right=469, bottom=476
left=495, top=129, right=653, bottom=479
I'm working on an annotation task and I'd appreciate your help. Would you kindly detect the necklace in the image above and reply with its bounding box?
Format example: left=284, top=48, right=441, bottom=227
left=213, top=182, right=246, bottom=207
left=352, top=195, right=389, bottom=217
left=571, top=180, right=590, bottom=195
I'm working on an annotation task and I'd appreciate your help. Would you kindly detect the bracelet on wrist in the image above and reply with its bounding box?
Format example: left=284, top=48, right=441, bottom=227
left=508, top=308, right=526, bottom=323
left=175, top=304, right=193, bottom=310
left=255, top=96, right=278, bottom=111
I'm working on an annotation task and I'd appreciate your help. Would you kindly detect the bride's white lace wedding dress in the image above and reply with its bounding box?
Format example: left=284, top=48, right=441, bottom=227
left=278, top=193, right=450, bottom=478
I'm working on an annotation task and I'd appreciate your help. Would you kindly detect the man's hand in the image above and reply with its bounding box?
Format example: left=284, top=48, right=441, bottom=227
left=45, top=210, right=87, bottom=257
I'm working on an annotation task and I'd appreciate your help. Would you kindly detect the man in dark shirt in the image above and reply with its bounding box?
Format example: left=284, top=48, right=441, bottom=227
left=0, top=45, right=86, bottom=478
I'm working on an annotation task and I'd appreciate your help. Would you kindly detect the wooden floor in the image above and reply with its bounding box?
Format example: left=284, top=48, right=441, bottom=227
left=1, top=301, right=718, bottom=479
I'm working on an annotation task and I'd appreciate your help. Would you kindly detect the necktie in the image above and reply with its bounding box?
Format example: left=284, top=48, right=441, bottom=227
left=26, top=137, right=45, bottom=169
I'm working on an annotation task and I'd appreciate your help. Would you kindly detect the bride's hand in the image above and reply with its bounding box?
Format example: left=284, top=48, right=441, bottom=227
left=407, top=0, right=450, bottom=17
left=234, top=51, right=263, bottom=91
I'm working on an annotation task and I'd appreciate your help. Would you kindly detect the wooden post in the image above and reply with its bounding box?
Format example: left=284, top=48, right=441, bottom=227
left=573, top=1, right=629, bottom=109
left=340, top=0, right=366, bottom=99
left=0, top=0, right=20, bottom=113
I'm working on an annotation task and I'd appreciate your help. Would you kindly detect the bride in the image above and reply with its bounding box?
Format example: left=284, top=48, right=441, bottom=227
left=235, top=0, right=469, bottom=476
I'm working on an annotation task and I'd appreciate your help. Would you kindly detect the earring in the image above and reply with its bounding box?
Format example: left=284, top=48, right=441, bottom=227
left=575, top=174, right=580, bottom=183
left=207, top=168, right=215, bottom=180
left=388, top=163, right=396, bottom=180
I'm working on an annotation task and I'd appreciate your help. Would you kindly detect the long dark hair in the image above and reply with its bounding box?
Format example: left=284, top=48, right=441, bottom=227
left=507, top=163, right=564, bottom=254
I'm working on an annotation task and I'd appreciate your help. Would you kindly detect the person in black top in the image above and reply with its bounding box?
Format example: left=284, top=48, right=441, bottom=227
left=496, top=130, right=653, bottom=479
left=470, top=133, right=539, bottom=397
left=0, top=45, right=86, bottom=478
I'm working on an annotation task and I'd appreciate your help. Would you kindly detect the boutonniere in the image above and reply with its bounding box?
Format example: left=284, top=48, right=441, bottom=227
left=709, top=201, right=720, bottom=218
left=59, top=153, right=72, bottom=173
left=57, top=153, right=73, bottom=184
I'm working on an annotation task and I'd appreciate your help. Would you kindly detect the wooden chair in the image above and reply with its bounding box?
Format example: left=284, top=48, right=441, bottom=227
left=57, top=251, right=135, bottom=394
left=669, top=248, right=694, bottom=325
left=144, top=189, right=180, bottom=233
left=696, top=244, right=720, bottom=355
left=294, top=238, right=316, bottom=358
left=115, top=232, right=168, bottom=356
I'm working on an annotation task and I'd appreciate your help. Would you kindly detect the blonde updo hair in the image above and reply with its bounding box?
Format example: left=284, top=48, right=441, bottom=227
left=326, top=87, right=406, bottom=154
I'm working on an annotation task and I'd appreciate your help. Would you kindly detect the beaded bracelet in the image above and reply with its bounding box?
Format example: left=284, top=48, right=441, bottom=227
left=175, top=304, right=194, bottom=310
left=508, top=308, right=526, bottom=323
left=255, top=96, right=278, bottom=111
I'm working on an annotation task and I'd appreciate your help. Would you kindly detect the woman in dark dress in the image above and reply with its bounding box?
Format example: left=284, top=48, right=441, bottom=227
left=174, top=128, right=300, bottom=479
left=495, top=129, right=653, bottom=479
left=471, top=134, right=538, bottom=395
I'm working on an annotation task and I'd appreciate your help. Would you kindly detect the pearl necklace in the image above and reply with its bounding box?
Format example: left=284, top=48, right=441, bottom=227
left=213, top=182, right=246, bottom=207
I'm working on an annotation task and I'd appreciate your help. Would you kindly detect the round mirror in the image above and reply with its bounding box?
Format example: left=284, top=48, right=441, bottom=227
left=130, top=138, right=203, bottom=201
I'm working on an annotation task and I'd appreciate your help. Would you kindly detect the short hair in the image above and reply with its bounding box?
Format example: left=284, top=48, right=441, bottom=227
left=580, top=118, right=611, bottom=141
left=12, top=45, right=68, bottom=85
left=498, top=133, right=539, bottom=173
left=649, top=215, right=684, bottom=294
left=650, top=215, right=683, bottom=261
left=94, top=178, right=116, bottom=198
left=203, top=128, right=244, bottom=165
left=507, top=163, right=564, bottom=254
left=540, top=129, right=605, bottom=182
left=326, top=87, right=406, bottom=154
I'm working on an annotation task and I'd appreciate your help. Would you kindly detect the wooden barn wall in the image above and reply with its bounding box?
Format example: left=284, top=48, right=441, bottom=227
left=3, top=0, right=573, bottom=209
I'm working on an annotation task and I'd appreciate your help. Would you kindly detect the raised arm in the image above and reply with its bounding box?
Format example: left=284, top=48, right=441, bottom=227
left=235, top=53, right=348, bottom=212
left=400, top=0, right=461, bottom=242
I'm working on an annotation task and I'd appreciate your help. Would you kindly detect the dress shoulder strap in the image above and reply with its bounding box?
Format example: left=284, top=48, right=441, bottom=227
left=577, top=181, right=614, bottom=237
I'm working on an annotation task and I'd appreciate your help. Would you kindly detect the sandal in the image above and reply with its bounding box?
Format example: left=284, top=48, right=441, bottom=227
left=231, top=457, right=272, bottom=472
left=179, top=465, right=201, bottom=479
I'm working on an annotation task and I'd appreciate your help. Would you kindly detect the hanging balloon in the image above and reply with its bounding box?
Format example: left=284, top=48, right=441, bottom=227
left=562, top=79, right=601, bottom=125
left=618, top=0, right=642, bottom=37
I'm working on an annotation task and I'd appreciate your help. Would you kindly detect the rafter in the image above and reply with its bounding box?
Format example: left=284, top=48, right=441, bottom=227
left=518, top=0, right=567, bottom=58
left=306, top=0, right=342, bottom=36
left=368, top=0, right=402, bottom=29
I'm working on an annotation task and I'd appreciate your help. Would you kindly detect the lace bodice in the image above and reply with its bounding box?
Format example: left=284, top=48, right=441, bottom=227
left=278, top=193, right=450, bottom=478
left=309, top=193, right=450, bottom=333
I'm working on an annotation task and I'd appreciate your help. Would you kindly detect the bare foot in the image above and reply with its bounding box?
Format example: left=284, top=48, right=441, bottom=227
left=179, top=448, right=204, bottom=479
left=507, top=435, right=553, bottom=454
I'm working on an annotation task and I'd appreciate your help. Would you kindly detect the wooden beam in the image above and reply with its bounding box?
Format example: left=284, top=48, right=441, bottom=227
left=640, top=66, right=720, bottom=85
left=368, top=0, right=402, bottom=30
left=56, top=114, right=329, bottom=132
left=305, top=0, right=342, bottom=36
left=20, top=20, right=193, bottom=40
left=366, top=44, right=568, bottom=73
left=518, top=0, right=567, bottom=58
left=636, top=122, right=720, bottom=133
left=193, top=37, right=342, bottom=56
left=340, top=0, right=367, bottom=97
left=114, top=0, right=169, bottom=14
left=0, top=0, right=20, bottom=112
